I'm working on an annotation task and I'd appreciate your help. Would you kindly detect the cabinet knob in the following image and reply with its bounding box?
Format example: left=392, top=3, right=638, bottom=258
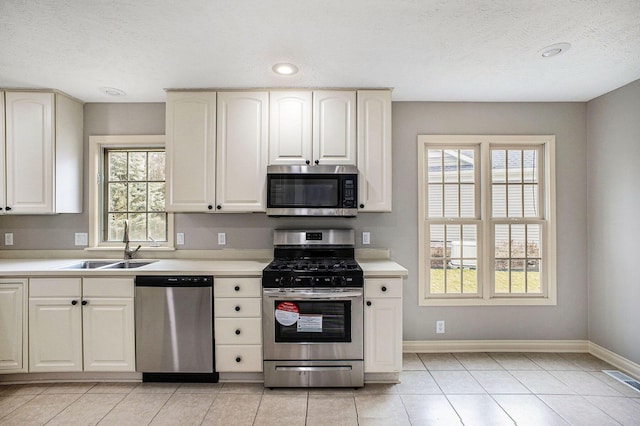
left=235, top=357, right=242, bottom=363
left=82, top=300, right=88, bottom=305
left=208, top=205, right=213, bottom=210
left=305, top=160, right=310, bottom=165
left=234, top=285, right=240, bottom=292
left=366, top=301, right=372, bottom=306
left=71, top=300, right=78, bottom=305
left=359, top=204, right=365, bottom=209
left=314, top=160, right=319, bottom=165
left=216, top=205, right=221, bottom=210
left=381, top=286, right=387, bottom=292
left=235, top=306, right=241, bottom=312
left=5, top=206, right=11, bottom=211
left=0, top=207, right=3, bottom=211
left=235, top=329, right=241, bottom=335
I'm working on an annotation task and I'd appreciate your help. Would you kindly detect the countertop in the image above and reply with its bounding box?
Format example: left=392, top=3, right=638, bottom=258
left=0, top=258, right=408, bottom=277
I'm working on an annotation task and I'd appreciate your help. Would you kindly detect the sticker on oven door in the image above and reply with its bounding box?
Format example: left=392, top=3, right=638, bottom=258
left=297, top=314, right=323, bottom=333
left=275, top=302, right=299, bottom=326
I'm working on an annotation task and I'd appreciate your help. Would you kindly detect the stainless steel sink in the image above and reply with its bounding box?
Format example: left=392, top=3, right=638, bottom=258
left=59, top=260, right=120, bottom=269
left=102, top=260, right=157, bottom=269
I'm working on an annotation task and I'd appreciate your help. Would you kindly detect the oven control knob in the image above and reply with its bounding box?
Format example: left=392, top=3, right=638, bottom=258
left=331, top=276, right=345, bottom=286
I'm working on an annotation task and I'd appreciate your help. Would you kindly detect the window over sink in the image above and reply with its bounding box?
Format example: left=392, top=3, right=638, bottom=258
left=88, top=135, right=174, bottom=250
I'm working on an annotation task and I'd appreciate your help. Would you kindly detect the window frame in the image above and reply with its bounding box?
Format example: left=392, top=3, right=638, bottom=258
left=88, top=135, right=174, bottom=251
left=418, top=135, right=556, bottom=306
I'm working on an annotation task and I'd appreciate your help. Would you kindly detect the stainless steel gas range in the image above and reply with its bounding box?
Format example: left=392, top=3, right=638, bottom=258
left=262, top=229, right=364, bottom=388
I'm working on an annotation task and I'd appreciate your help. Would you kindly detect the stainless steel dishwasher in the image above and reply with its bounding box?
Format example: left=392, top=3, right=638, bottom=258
left=135, top=275, right=218, bottom=382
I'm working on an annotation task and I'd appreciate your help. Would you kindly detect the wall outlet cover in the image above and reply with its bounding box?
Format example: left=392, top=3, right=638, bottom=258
left=218, top=232, right=226, bottom=245
left=4, top=233, right=13, bottom=246
left=74, top=233, right=88, bottom=246
left=176, top=232, right=185, bottom=245
left=436, top=320, right=445, bottom=334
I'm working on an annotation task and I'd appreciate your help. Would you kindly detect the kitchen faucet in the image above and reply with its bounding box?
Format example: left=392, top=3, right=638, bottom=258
left=123, top=220, right=141, bottom=260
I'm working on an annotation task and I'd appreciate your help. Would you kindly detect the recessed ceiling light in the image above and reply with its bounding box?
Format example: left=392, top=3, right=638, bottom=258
left=100, top=86, right=126, bottom=96
left=272, top=63, right=299, bottom=75
left=540, top=42, right=571, bottom=58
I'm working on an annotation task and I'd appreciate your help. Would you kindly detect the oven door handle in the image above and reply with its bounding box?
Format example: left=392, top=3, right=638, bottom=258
left=263, top=289, right=363, bottom=299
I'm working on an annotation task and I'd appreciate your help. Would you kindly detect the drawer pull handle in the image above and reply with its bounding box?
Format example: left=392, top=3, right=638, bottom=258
left=235, top=306, right=241, bottom=312
left=235, top=329, right=241, bottom=335
left=235, top=357, right=242, bottom=363
left=381, top=286, right=387, bottom=292
left=234, top=285, right=240, bottom=291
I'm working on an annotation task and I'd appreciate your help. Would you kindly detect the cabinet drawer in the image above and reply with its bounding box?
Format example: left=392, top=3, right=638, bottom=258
left=216, top=345, right=262, bottom=372
left=30, top=278, right=81, bottom=297
left=215, top=297, right=261, bottom=318
left=364, top=278, right=402, bottom=298
left=215, top=318, right=262, bottom=344
left=214, top=277, right=261, bottom=298
left=83, top=278, right=134, bottom=298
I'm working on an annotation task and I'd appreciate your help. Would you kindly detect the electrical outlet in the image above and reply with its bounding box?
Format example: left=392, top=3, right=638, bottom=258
left=74, top=233, right=88, bottom=246
left=218, top=232, right=226, bottom=245
left=4, top=233, right=13, bottom=246
left=362, top=232, right=370, bottom=245
left=436, top=320, right=445, bottom=334
left=176, top=233, right=185, bottom=245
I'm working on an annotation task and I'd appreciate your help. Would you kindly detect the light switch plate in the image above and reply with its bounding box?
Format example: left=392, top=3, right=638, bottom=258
left=176, top=232, right=185, bottom=245
left=362, top=232, right=370, bottom=245
left=74, top=233, right=88, bottom=246
left=4, top=233, right=13, bottom=246
left=218, top=232, right=226, bottom=245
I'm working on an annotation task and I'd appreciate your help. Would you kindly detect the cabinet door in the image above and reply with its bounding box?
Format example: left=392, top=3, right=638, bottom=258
left=269, top=91, right=312, bottom=165
left=216, top=92, right=268, bottom=212
left=165, top=91, right=217, bottom=212
left=29, top=297, right=83, bottom=372
left=83, top=298, right=135, bottom=372
left=364, top=297, right=402, bottom=373
left=5, top=92, right=55, bottom=214
left=0, top=91, right=5, bottom=213
left=0, top=280, right=27, bottom=373
left=313, top=91, right=356, bottom=165
left=357, top=90, right=393, bottom=212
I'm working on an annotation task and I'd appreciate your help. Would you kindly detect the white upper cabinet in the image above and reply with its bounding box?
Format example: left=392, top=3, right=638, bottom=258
left=357, top=90, right=393, bottom=212
left=269, top=91, right=312, bottom=165
left=0, top=92, right=4, bottom=212
left=2, top=91, right=83, bottom=214
left=313, top=90, right=357, bottom=165
left=216, top=91, right=268, bottom=212
left=165, top=91, right=217, bottom=212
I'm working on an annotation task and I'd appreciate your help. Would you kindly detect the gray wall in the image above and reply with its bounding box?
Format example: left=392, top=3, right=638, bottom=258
left=0, top=101, right=590, bottom=342
left=587, top=79, right=640, bottom=365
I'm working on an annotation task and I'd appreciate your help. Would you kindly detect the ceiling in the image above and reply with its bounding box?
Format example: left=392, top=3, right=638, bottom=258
left=1, top=0, right=639, bottom=103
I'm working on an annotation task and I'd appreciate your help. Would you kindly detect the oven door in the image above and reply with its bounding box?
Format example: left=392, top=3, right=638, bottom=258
left=262, top=288, right=363, bottom=360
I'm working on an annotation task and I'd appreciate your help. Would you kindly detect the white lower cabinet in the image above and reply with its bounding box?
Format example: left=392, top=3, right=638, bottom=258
left=364, top=278, right=403, bottom=373
left=214, top=277, right=262, bottom=372
left=29, top=277, right=135, bottom=373
left=0, top=279, right=28, bottom=373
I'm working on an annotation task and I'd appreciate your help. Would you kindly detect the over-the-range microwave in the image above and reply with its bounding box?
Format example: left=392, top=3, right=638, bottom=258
left=266, top=165, right=358, bottom=217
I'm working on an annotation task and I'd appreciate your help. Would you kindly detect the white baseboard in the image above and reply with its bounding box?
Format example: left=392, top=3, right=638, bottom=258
left=589, top=342, right=640, bottom=381
left=403, top=340, right=589, bottom=353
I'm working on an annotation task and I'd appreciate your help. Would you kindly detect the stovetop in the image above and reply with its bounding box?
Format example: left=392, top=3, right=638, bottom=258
left=262, top=257, right=363, bottom=288
left=263, top=229, right=363, bottom=288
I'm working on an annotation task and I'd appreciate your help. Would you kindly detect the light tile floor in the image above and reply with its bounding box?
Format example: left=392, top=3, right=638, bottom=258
left=1, top=353, right=639, bottom=425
